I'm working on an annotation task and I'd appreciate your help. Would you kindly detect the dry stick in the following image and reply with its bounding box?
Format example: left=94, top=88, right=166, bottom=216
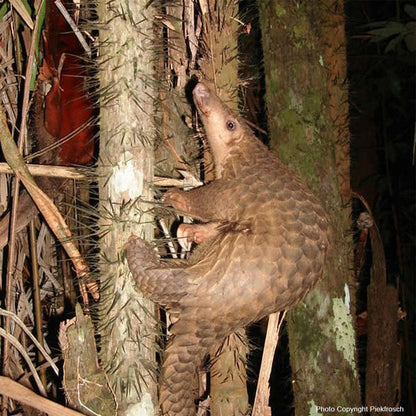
left=0, top=162, right=186, bottom=185
left=252, top=311, right=287, bottom=416
left=0, top=111, right=99, bottom=303
left=26, top=117, right=95, bottom=163
left=153, top=176, right=186, bottom=187
left=159, top=218, right=179, bottom=259
left=0, top=162, right=87, bottom=179
left=29, top=221, right=47, bottom=388
left=1, top=3, right=45, bottom=414
left=0, top=376, right=85, bottom=416
left=8, top=0, right=34, bottom=29
left=2, top=162, right=20, bottom=379
left=54, top=0, right=91, bottom=58
left=0, top=329, right=46, bottom=396
left=23, top=179, right=98, bottom=303
left=0, top=309, right=59, bottom=376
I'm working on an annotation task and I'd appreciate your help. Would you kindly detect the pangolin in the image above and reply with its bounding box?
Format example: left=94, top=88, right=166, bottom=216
left=125, top=82, right=332, bottom=416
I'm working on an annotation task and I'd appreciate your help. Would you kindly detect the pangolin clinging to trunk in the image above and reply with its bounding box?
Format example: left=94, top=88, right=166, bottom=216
left=125, top=82, right=332, bottom=416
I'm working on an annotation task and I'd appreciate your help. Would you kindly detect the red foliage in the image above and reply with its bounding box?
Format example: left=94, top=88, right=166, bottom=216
left=41, top=0, right=95, bottom=166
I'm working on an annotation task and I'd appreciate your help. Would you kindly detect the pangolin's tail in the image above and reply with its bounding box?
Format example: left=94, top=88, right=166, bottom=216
left=160, top=322, right=218, bottom=416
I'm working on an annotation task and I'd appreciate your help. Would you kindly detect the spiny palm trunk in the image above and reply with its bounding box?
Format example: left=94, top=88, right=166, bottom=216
left=96, top=0, right=158, bottom=413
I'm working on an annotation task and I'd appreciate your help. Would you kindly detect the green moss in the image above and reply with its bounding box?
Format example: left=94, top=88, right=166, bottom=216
left=292, top=23, right=307, bottom=40
left=303, top=90, right=324, bottom=116
left=278, top=107, right=303, bottom=135
left=278, top=122, right=322, bottom=190
left=272, top=85, right=333, bottom=193
left=289, top=299, right=328, bottom=355
left=265, top=68, right=280, bottom=98
left=290, top=16, right=315, bottom=50
left=274, top=4, right=286, bottom=17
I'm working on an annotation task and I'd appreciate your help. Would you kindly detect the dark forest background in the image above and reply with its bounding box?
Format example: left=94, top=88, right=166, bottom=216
left=347, top=1, right=415, bottom=412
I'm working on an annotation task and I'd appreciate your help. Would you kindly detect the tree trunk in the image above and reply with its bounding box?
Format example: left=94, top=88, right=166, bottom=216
left=258, top=0, right=361, bottom=413
left=97, top=1, right=158, bottom=414
left=365, top=215, right=401, bottom=413
left=196, top=2, right=250, bottom=414
left=159, top=1, right=250, bottom=414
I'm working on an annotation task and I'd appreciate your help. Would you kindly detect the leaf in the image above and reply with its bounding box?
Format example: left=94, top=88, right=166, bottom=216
left=0, top=2, right=9, bottom=20
left=385, top=33, right=403, bottom=53
left=31, top=0, right=47, bottom=91
left=9, top=0, right=34, bottom=29
left=404, top=4, right=416, bottom=20
left=367, top=21, right=405, bottom=41
left=362, top=20, right=388, bottom=29
left=404, top=22, right=416, bottom=51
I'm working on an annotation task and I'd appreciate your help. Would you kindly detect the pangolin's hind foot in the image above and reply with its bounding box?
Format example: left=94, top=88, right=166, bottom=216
left=125, top=235, right=191, bottom=306
left=124, top=235, right=160, bottom=269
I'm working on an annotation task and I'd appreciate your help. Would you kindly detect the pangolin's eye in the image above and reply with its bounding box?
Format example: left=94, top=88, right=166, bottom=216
left=226, top=120, right=236, bottom=131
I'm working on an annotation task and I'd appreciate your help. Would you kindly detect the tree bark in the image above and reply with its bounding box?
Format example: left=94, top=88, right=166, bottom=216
left=97, top=0, right=158, bottom=414
left=364, top=213, right=401, bottom=414
left=196, top=2, right=250, bottom=414
left=60, top=304, right=116, bottom=415
left=160, top=1, right=250, bottom=414
left=258, top=0, right=361, bottom=413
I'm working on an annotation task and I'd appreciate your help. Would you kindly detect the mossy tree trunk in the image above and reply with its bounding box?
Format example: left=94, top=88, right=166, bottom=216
left=258, top=0, right=361, bottom=413
left=97, top=0, right=158, bottom=414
